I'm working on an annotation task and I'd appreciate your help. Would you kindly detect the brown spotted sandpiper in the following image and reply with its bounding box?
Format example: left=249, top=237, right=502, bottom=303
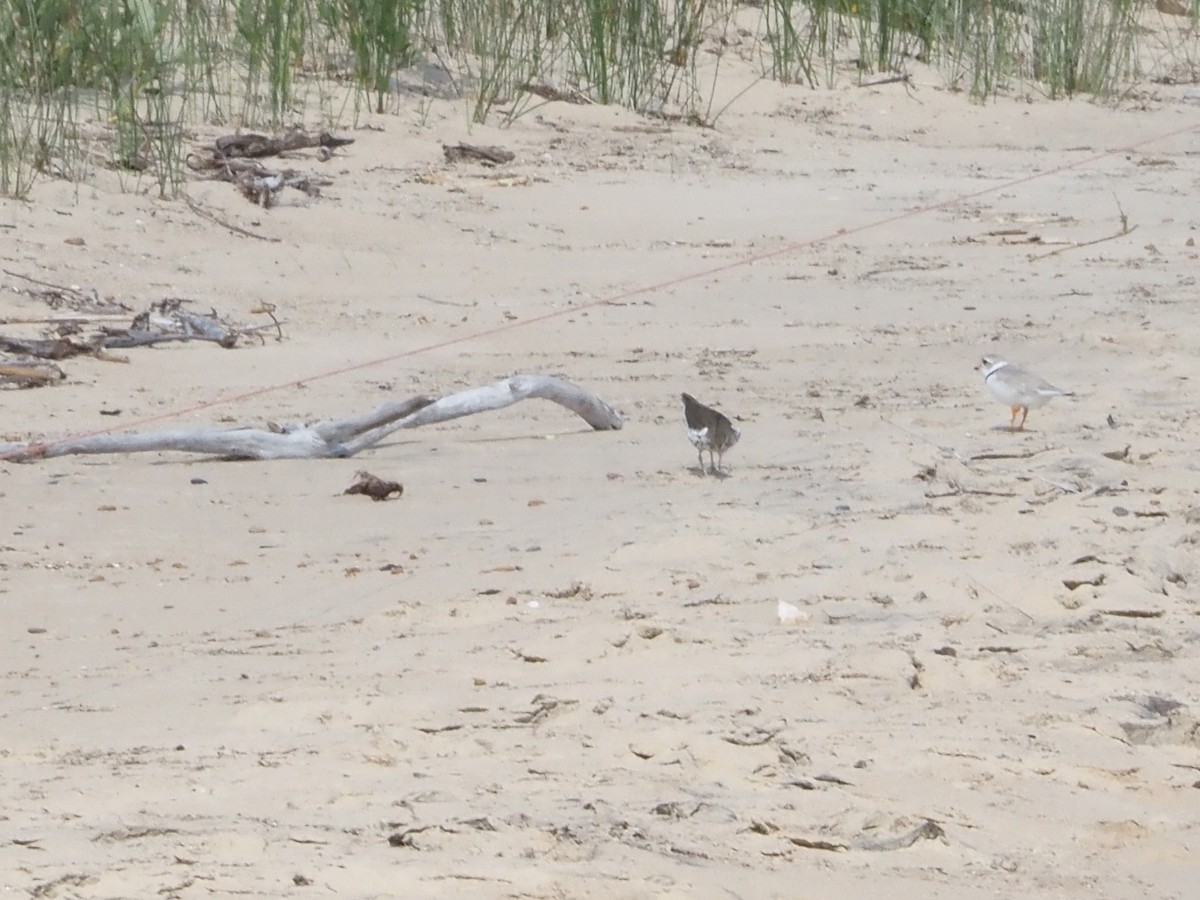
left=681, top=392, right=741, bottom=475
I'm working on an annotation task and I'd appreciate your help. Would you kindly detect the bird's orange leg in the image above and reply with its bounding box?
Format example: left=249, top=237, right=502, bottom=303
left=1009, top=406, right=1020, bottom=430
left=1017, top=407, right=1029, bottom=431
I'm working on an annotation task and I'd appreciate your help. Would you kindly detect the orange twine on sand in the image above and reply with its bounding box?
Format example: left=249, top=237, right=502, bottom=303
left=5, top=119, right=1198, bottom=462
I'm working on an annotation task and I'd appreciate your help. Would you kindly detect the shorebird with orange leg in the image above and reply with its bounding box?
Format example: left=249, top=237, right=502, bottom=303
left=978, top=355, right=1074, bottom=431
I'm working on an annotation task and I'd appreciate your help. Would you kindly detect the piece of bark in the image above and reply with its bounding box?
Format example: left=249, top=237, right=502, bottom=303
left=1156, top=0, right=1189, bottom=15
left=443, top=143, right=516, bottom=166
left=343, top=471, right=403, bottom=501
left=0, top=359, right=67, bottom=388
left=0, top=335, right=95, bottom=360
left=520, top=77, right=594, bottom=105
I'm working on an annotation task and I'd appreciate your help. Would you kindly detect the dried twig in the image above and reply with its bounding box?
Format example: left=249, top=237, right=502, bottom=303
left=968, top=447, right=1053, bottom=461
left=183, top=194, right=280, bottom=242
left=2, top=268, right=130, bottom=313
left=879, top=417, right=968, bottom=463
left=250, top=302, right=284, bottom=341
left=1028, top=197, right=1136, bottom=260
left=3, top=268, right=81, bottom=295
left=925, top=483, right=1017, bottom=498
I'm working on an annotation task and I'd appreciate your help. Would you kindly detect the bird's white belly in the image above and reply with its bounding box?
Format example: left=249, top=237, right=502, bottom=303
left=987, top=377, right=1054, bottom=409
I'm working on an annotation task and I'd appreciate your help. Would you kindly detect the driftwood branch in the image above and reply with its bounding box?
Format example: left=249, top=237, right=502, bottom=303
left=101, top=299, right=252, bottom=349
left=187, top=129, right=354, bottom=168
left=186, top=129, right=351, bottom=207
left=0, top=298, right=274, bottom=382
left=196, top=159, right=332, bottom=207
left=2, top=374, right=622, bottom=463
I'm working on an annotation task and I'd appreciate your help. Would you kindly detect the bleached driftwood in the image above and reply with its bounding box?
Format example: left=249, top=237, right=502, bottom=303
left=1, top=374, right=622, bottom=463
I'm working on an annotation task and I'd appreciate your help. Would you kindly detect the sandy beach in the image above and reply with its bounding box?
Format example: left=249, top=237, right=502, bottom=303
left=3, top=49, right=1200, bottom=899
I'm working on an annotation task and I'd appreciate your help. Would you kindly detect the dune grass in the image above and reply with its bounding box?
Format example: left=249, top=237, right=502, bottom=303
left=0, top=0, right=1193, bottom=198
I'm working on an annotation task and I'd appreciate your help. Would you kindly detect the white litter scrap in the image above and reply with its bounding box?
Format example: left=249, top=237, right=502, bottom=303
left=777, top=599, right=810, bottom=625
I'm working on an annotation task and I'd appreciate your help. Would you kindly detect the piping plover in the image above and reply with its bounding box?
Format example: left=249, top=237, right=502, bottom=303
left=978, top=355, right=1073, bottom=431
left=681, top=392, right=741, bottom=475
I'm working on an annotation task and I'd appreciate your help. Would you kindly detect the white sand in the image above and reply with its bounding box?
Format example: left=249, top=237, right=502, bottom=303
left=3, top=56, right=1199, bottom=898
